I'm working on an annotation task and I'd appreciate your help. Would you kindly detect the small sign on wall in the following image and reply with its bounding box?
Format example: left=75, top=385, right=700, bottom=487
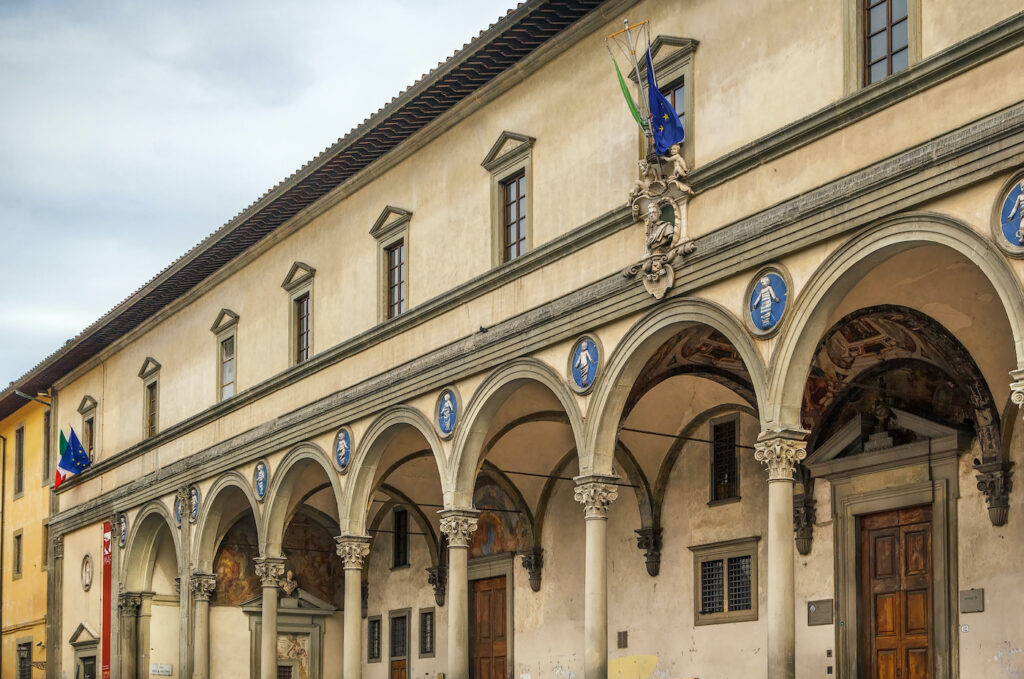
left=807, top=599, right=834, bottom=626
left=960, top=589, right=984, bottom=614
left=150, top=664, right=172, bottom=676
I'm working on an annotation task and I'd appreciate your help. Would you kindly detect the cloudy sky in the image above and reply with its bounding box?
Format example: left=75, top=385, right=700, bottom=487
left=0, top=0, right=514, bottom=383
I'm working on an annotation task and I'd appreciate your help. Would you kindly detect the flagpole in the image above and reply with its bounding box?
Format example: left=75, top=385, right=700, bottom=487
left=622, top=19, right=654, bottom=154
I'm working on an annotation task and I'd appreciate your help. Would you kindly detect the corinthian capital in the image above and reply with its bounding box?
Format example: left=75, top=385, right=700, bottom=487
left=335, top=535, right=372, bottom=569
left=118, top=592, right=142, bottom=617
left=573, top=475, right=620, bottom=519
left=253, top=556, right=286, bottom=586
left=190, top=572, right=217, bottom=601
left=755, top=429, right=809, bottom=481
left=439, top=509, right=480, bottom=548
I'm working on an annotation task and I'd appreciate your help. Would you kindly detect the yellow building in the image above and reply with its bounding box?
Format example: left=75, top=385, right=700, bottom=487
left=0, top=392, right=52, bottom=678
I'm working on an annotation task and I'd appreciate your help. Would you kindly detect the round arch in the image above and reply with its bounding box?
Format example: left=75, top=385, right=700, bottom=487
left=767, top=212, right=1024, bottom=427
left=584, top=298, right=768, bottom=476
left=448, top=358, right=585, bottom=507
left=192, top=470, right=263, bottom=572
left=121, top=499, right=182, bottom=591
left=262, top=442, right=343, bottom=556
left=340, top=405, right=445, bottom=536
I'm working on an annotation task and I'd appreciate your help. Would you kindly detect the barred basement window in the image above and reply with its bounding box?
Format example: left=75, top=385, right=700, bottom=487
left=367, top=616, right=382, bottom=662
left=689, top=536, right=759, bottom=625
left=276, top=667, right=292, bottom=679
left=16, top=641, right=31, bottom=679
left=390, top=613, right=408, bottom=660
left=709, top=416, right=739, bottom=503
left=419, top=608, right=435, bottom=657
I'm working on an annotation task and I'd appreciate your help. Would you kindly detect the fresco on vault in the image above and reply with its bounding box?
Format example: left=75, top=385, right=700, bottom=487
left=470, top=478, right=527, bottom=559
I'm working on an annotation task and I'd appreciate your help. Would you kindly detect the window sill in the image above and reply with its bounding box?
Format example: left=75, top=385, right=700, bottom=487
left=707, top=496, right=741, bottom=507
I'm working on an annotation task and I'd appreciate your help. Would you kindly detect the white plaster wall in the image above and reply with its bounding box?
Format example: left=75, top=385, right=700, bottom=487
left=210, top=606, right=251, bottom=679
left=60, top=523, right=105, bottom=676
left=149, top=602, right=181, bottom=678
left=324, top=613, right=345, bottom=679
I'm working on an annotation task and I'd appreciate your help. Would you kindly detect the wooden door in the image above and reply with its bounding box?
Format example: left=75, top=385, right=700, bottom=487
left=860, top=506, right=932, bottom=679
left=390, top=613, right=408, bottom=679
left=471, top=575, right=508, bottom=679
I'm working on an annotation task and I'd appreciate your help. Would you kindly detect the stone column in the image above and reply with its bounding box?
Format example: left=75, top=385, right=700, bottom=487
left=118, top=593, right=142, bottom=679
left=573, top=475, right=619, bottom=679
left=754, top=429, right=807, bottom=679
left=254, top=557, right=286, bottom=679
left=439, top=509, right=479, bottom=679
left=190, top=573, right=217, bottom=679
left=336, top=536, right=371, bottom=679
left=136, top=592, right=156, bottom=679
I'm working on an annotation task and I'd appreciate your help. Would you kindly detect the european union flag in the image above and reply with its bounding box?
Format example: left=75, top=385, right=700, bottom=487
left=55, top=427, right=91, bottom=488
left=645, top=48, right=685, bottom=155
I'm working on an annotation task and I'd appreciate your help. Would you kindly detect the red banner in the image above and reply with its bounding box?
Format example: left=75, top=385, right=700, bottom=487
left=102, top=521, right=112, bottom=679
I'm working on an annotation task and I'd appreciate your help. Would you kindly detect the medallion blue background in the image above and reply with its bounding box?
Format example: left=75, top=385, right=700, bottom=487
left=748, top=272, right=788, bottom=331
left=438, top=390, right=458, bottom=435
left=254, top=461, right=268, bottom=499
left=189, top=488, right=200, bottom=520
left=335, top=430, right=351, bottom=470
left=1000, top=183, right=1024, bottom=247
left=174, top=497, right=183, bottom=525
left=571, top=338, right=599, bottom=389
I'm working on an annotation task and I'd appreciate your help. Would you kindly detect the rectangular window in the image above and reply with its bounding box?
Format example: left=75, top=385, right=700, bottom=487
left=294, top=292, right=310, bottom=363
left=42, top=410, right=51, bottom=482
left=864, top=0, right=909, bottom=85
left=276, top=667, right=293, bottom=679
left=385, top=240, right=406, bottom=319
left=690, top=536, right=759, bottom=625
left=17, top=641, right=31, bottom=679
left=390, top=614, right=408, bottom=659
left=710, top=419, right=739, bottom=502
left=502, top=171, right=527, bottom=262
left=368, top=616, right=382, bottom=662
left=41, top=523, right=48, bottom=572
left=14, top=426, right=24, bottom=496
left=83, top=417, right=95, bottom=457
left=419, top=609, right=435, bottom=657
left=13, top=532, right=23, bottom=577
left=664, top=78, right=686, bottom=134
left=392, top=507, right=409, bottom=568
left=220, top=335, right=236, bottom=400
left=144, top=381, right=158, bottom=438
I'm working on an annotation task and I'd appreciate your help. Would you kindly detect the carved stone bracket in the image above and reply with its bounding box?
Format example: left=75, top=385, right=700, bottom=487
left=975, top=460, right=1014, bottom=526
left=190, top=573, right=217, bottom=602
left=520, top=547, right=543, bottom=592
left=573, top=475, right=620, bottom=520
left=253, top=556, right=286, bottom=587
left=426, top=565, right=447, bottom=606
left=439, top=509, right=480, bottom=548
left=754, top=429, right=809, bottom=481
left=634, top=527, right=663, bottom=577
left=1011, top=369, right=1024, bottom=419
left=335, top=535, right=372, bottom=569
left=118, top=592, right=142, bottom=617
left=793, top=495, right=817, bottom=556
left=623, top=148, right=696, bottom=299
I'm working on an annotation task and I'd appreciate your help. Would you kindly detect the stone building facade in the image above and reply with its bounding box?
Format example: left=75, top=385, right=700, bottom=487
left=15, top=1, right=1024, bottom=678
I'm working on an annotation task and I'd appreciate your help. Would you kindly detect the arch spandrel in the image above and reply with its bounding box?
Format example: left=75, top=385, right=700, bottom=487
left=767, top=212, right=1024, bottom=429
left=340, top=405, right=446, bottom=537
left=121, top=499, right=182, bottom=592
left=192, top=470, right=263, bottom=572
left=262, top=442, right=344, bottom=557
left=583, top=298, right=768, bottom=477
left=448, top=358, right=585, bottom=508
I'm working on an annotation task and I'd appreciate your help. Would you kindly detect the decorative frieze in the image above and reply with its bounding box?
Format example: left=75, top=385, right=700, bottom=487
left=634, top=527, right=663, bottom=577
left=754, top=430, right=808, bottom=481
left=190, top=573, right=217, bottom=601
left=439, top=509, right=480, bottom=548
left=335, top=536, right=371, bottom=569
left=520, top=547, right=544, bottom=592
left=253, top=556, right=286, bottom=587
left=573, top=475, right=620, bottom=520
left=426, top=565, right=447, bottom=606
left=975, top=461, right=1014, bottom=527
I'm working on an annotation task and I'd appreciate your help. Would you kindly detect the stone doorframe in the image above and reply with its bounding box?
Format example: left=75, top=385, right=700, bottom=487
left=467, top=552, right=515, bottom=675
left=813, top=439, right=963, bottom=679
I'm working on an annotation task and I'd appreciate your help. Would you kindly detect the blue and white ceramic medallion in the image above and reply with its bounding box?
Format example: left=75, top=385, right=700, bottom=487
left=118, top=514, right=128, bottom=547
left=254, top=460, right=269, bottom=501
left=569, top=335, right=600, bottom=393
left=174, top=495, right=183, bottom=526
left=189, top=487, right=200, bottom=524
left=997, top=180, right=1024, bottom=254
left=748, top=269, right=789, bottom=335
left=437, top=388, right=458, bottom=438
left=334, top=428, right=352, bottom=473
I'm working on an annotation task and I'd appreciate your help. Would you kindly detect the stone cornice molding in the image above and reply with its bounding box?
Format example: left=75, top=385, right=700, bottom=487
left=573, top=474, right=620, bottom=520
left=190, top=572, right=217, bottom=601
left=253, top=556, right=286, bottom=587
left=438, top=509, right=480, bottom=548
left=755, top=428, right=809, bottom=481
left=335, top=535, right=372, bottom=569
